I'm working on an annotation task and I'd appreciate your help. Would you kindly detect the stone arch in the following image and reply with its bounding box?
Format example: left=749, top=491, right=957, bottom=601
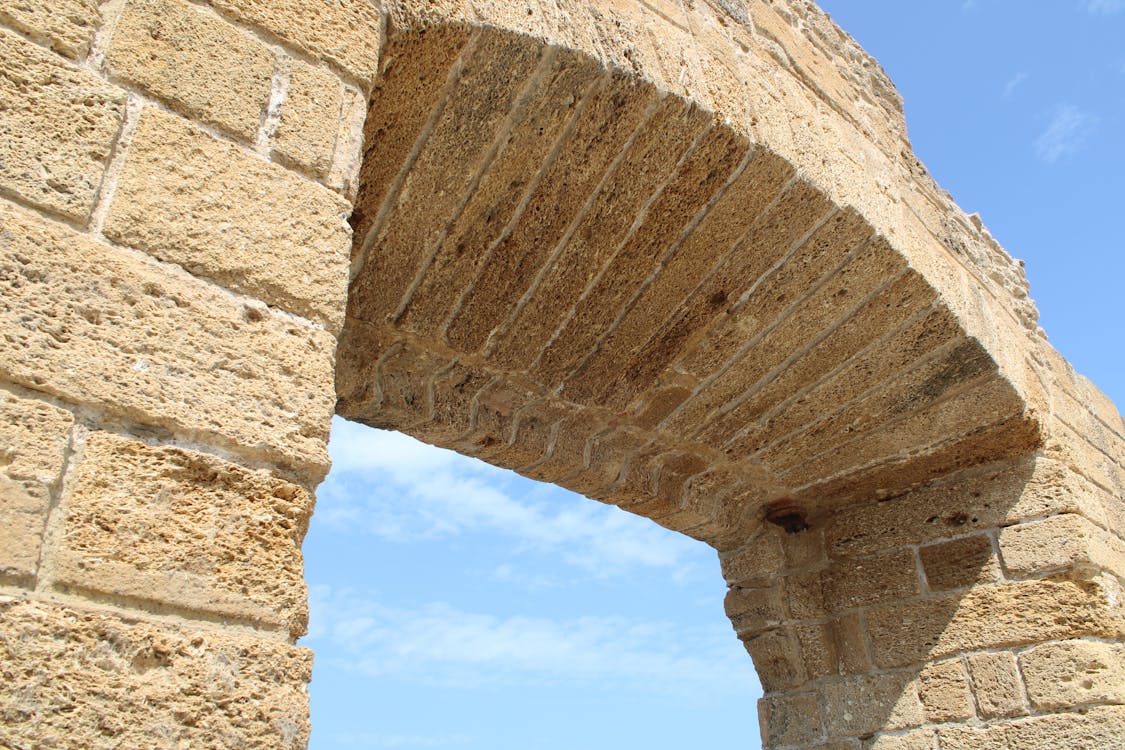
left=0, top=1, right=1122, bottom=749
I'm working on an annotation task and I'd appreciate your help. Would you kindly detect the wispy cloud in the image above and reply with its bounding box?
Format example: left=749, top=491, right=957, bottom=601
left=1003, top=72, right=1028, bottom=98
left=320, top=419, right=702, bottom=577
left=1034, top=104, right=1098, bottom=162
left=307, top=586, right=757, bottom=695
left=1084, top=0, right=1125, bottom=13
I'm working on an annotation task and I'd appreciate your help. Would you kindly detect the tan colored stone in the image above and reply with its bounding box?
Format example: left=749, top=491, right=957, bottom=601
left=0, top=199, right=336, bottom=479
left=208, top=0, right=382, bottom=83
left=725, top=586, right=786, bottom=638
left=760, top=691, right=823, bottom=747
left=786, top=548, right=920, bottom=619
left=745, top=628, right=807, bottom=692
left=0, top=0, right=100, bottom=58
left=0, top=597, right=311, bottom=750
left=1000, top=513, right=1125, bottom=578
left=103, top=108, right=350, bottom=331
left=0, top=392, right=73, bottom=580
left=720, top=531, right=786, bottom=585
left=966, top=651, right=1028, bottom=719
left=862, top=730, right=935, bottom=750
left=918, top=659, right=974, bottom=723
left=1020, top=640, right=1125, bottom=711
left=937, top=705, right=1125, bottom=750
left=867, top=576, right=1125, bottom=668
left=55, top=432, right=312, bottom=636
left=274, top=59, right=344, bottom=177
left=920, top=534, right=1000, bottom=592
left=0, top=28, right=125, bottom=221
left=822, top=672, right=923, bottom=739
left=107, top=0, right=272, bottom=141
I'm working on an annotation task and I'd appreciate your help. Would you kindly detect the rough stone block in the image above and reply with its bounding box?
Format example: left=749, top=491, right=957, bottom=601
left=207, top=0, right=382, bottom=83
left=725, top=586, right=785, bottom=638
left=759, top=691, right=823, bottom=747
left=0, top=597, right=311, bottom=750
left=822, top=672, right=923, bottom=739
left=1019, top=640, right=1125, bottom=711
left=0, top=392, right=73, bottom=581
left=0, top=199, right=336, bottom=479
left=936, top=705, right=1125, bottom=750
left=786, top=548, right=920, bottom=619
left=999, top=513, right=1125, bottom=578
left=917, top=659, right=974, bottom=723
left=0, top=0, right=100, bottom=58
left=796, top=615, right=870, bottom=679
left=867, top=576, right=1125, bottom=668
left=0, top=28, right=125, bottom=221
left=720, top=532, right=785, bottom=585
left=274, top=59, right=344, bottom=177
left=106, top=0, right=273, bottom=141
left=744, top=628, right=806, bottom=692
left=966, top=650, right=1027, bottom=719
left=55, top=432, right=313, bottom=637
left=103, top=107, right=351, bottom=331
left=919, top=534, right=1000, bottom=592
left=862, top=730, right=935, bottom=750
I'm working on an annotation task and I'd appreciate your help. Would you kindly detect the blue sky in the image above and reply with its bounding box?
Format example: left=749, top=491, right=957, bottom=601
left=302, top=4, right=1123, bottom=748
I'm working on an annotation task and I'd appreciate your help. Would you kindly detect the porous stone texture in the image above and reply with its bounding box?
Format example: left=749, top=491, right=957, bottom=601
left=0, top=28, right=125, bottom=221
left=106, top=0, right=273, bottom=142
left=0, top=392, right=73, bottom=581
left=0, top=0, right=101, bottom=58
left=102, top=108, right=351, bottom=331
left=274, top=58, right=345, bottom=177
left=0, top=199, right=336, bottom=478
left=0, top=597, right=312, bottom=750
left=1019, top=640, right=1125, bottom=710
left=54, top=432, right=313, bottom=637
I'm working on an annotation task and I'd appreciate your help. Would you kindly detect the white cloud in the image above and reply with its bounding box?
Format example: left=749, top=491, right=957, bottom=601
left=1034, top=104, right=1098, bottom=162
left=307, top=586, right=757, bottom=695
left=1002, top=72, right=1028, bottom=98
left=320, top=418, right=702, bottom=577
left=1085, top=0, right=1125, bottom=13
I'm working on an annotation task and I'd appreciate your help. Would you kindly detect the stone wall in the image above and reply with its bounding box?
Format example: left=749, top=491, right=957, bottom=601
left=0, top=1, right=1122, bottom=748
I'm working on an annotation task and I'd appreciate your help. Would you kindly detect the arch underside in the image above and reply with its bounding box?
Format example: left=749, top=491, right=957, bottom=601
left=335, top=20, right=1040, bottom=550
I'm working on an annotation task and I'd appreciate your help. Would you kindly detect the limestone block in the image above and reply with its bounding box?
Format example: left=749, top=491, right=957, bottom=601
left=759, top=691, right=823, bottom=747
left=999, top=513, right=1125, bottom=578
left=822, top=672, right=924, bottom=739
left=862, top=730, right=935, bottom=750
left=867, top=576, right=1125, bottom=668
left=936, top=705, right=1125, bottom=750
left=724, top=586, right=785, bottom=638
left=207, top=0, right=382, bottom=83
left=0, top=392, right=73, bottom=580
left=0, top=597, right=311, bottom=750
left=796, top=615, right=870, bottom=679
left=917, top=659, right=974, bottom=723
left=919, top=534, right=1000, bottom=592
left=106, top=0, right=273, bottom=141
left=0, top=28, right=125, bottom=221
left=720, top=532, right=785, bottom=585
left=274, top=59, right=345, bottom=177
left=744, top=628, right=806, bottom=692
left=102, top=108, right=351, bottom=331
left=786, top=549, right=920, bottom=619
left=1019, top=640, right=1125, bottom=710
left=0, top=199, right=336, bottom=479
left=965, top=651, right=1027, bottom=719
left=55, top=432, right=312, bottom=636
left=0, top=0, right=100, bottom=58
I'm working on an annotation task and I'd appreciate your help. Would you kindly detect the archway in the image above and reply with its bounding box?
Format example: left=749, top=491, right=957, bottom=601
left=0, top=1, right=1122, bottom=748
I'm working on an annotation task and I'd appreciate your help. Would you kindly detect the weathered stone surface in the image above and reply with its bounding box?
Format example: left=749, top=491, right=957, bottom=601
left=917, top=659, right=974, bottom=723
left=0, top=199, right=336, bottom=478
left=0, top=597, right=311, bottom=750
left=796, top=615, right=870, bottom=679
left=275, top=59, right=344, bottom=177
left=0, top=28, right=125, bottom=221
left=55, top=432, right=312, bottom=636
left=786, top=549, right=920, bottom=619
left=920, top=534, right=1000, bottom=592
left=966, top=651, right=1027, bottom=719
left=822, top=672, right=923, bottom=738
left=937, top=705, right=1125, bottom=750
left=0, top=0, right=100, bottom=58
left=1020, top=640, right=1125, bottom=710
left=999, top=513, right=1125, bottom=578
left=106, top=0, right=272, bottom=142
left=760, top=691, right=823, bottom=747
left=207, top=0, right=382, bottom=83
left=103, top=108, right=351, bottom=331
left=0, top=392, right=72, bottom=580
left=862, top=730, right=935, bottom=750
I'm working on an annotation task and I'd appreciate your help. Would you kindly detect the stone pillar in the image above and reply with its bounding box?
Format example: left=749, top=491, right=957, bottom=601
left=0, top=0, right=376, bottom=746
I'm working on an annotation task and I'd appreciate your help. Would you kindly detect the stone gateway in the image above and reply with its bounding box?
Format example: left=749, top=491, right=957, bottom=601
left=1, top=1, right=1122, bottom=748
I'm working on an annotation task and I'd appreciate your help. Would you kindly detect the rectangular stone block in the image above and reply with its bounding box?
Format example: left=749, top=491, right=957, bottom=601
left=106, top=0, right=273, bottom=141
left=867, top=576, right=1125, bottom=668
left=822, top=672, right=923, bottom=739
left=1019, top=640, right=1125, bottom=711
left=917, top=659, right=974, bottom=723
left=0, top=0, right=100, bottom=58
left=1000, top=513, right=1125, bottom=579
left=760, top=691, right=823, bottom=747
left=725, top=585, right=786, bottom=637
left=862, top=730, right=935, bottom=750
left=966, top=651, right=1028, bottom=719
left=936, top=705, right=1125, bottom=750
left=796, top=614, right=871, bottom=679
left=207, top=0, right=382, bottom=83
left=0, top=391, right=73, bottom=581
left=919, top=534, right=1000, bottom=592
left=786, top=548, right=920, bottom=619
left=0, top=199, right=336, bottom=479
left=0, top=28, right=125, bottom=221
left=274, top=58, right=345, bottom=178
left=745, top=628, right=807, bottom=692
left=103, top=107, right=351, bottom=331
left=0, top=597, right=311, bottom=750
left=54, top=431, right=313, bottom=637
left=720, top=531, right=785, bottom=585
